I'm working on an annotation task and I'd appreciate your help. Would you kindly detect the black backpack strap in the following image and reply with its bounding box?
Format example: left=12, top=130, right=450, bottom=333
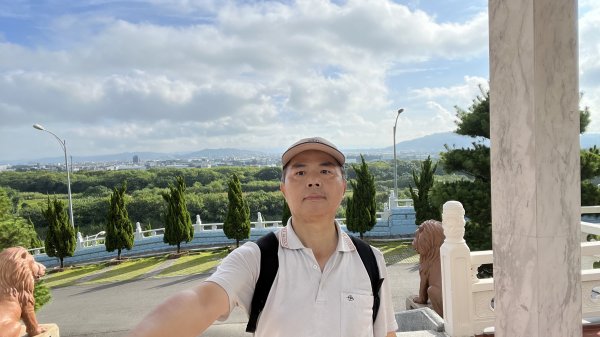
left=246, top=231, right=279, bottom=333
left=350, top=236, right=384, bottom=323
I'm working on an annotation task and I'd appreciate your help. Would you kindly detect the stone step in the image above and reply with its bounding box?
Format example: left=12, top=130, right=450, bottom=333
left=395, top=331, right=447, bottom=337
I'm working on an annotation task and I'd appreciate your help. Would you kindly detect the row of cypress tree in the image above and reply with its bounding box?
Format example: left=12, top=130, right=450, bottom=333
left=41, top=173, right=258, bottom=266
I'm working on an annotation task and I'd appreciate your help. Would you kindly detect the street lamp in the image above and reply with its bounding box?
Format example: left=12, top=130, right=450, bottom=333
left=393, top=108, right=404, bottom=207
left=33, top=123, right=75, bottom=228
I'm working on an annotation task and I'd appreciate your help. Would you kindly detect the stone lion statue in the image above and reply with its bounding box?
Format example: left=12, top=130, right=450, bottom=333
left=412, top=219, right=445, bottom=317
left=0, top=246, right=46, bottom=337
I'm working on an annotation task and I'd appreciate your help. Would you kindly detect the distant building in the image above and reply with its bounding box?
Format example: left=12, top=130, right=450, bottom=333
left=133, top=155, right=139, bottom=164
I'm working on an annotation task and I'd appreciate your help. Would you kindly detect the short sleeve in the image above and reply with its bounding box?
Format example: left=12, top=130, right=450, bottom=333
left=205, top=242, right=261, bottom=321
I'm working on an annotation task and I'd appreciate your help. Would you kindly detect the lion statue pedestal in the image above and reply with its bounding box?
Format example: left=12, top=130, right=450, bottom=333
left=405, top=296, right=431, bottom=310
left=0, top=247, right=58, bottom=337
left=411, top=219, right=445, bottom=317
left=19, top=323, right=60, bottom=337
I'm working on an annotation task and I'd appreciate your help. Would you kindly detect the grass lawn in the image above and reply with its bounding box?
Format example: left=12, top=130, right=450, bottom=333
left=43, top=264, right=106, bottom=288
left=82, top=256, right=167, bottom=284
left=40, top=240, right=417, bottom=287
left=155, top=249, right=229, bottom=278
left=370, top=240, right=419, bottom=265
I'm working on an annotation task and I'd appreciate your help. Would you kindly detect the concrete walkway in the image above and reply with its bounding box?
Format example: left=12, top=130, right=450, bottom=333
left=37, top=261, right=420, bottom=337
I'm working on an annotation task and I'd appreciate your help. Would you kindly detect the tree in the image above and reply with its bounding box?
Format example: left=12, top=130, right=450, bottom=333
left=0, top=188, right=41, bottom=249
left=105, top=182, right=134, bottom=260
left=0, top=187, right=10, bottom=216
left=223, top=173, right=251, bottom=247
left=409, top=156, right=441, bottom=225
left=581, top=145, right=600, bottom=205
left=0, top=217, right=41, bottom=250
left=0, top=188, right=51, bottom=311
left=346, top=155, right=377, bottom=239
left=161, top=176, right=194, bottom=254
left=431, top=88, right=593, bottom=251
left=42, top=196, right=76, bottom=268
left=281, top=199, right=291, bottom=226
left=33, top=279, right=52, bottom=311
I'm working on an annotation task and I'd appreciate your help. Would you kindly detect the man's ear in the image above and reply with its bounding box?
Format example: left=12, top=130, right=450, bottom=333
left=280, top=182, right=286, bottom=197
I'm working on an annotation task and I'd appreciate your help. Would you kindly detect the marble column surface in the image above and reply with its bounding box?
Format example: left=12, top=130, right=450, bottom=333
left=489, top=0, right=580, bottom=336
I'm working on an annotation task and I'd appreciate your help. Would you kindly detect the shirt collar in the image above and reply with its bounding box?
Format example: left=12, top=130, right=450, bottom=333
left=280, top=218, right=356, bottom=252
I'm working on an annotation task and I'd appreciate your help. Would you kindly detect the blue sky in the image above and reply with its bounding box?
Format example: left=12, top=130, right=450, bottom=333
left=0, top=0, right=597, bottom=162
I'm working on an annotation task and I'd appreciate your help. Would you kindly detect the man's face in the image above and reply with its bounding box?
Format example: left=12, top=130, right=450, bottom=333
left=280, top=149, right=346, bottom=221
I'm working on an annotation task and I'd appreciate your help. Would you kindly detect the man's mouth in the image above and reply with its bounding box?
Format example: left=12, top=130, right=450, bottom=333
left=304, top=194, right=325, bottom=200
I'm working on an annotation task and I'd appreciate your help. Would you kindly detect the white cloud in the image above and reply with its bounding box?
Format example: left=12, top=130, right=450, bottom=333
left=410, top=75, right=488, bottom=105
left=0, top=0, right=491, bottom=161
left=426, top=101, right=456, bottom=126
left=577, top=0, right=600, bottom=133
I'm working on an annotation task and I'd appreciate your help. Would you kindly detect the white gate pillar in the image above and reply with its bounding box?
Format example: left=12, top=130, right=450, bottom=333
left=440, top=201, right=473, bottom=337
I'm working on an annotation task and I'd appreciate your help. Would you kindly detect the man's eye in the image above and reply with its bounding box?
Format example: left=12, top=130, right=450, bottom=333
left=295, top=171, right=305, bottom=176
left=321, top=169, right=331, bottom=174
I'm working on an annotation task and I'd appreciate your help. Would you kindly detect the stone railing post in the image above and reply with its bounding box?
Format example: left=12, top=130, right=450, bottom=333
left=194, top=214, right=202, bottom=232
left=256, top=212, right=264, bottom=229
left=389, top=189, right=397, bottom=209
left=76, top=231, right=84, bottom=250
left=135, top=222, right=144, bottom=240
left=440, top=201, right=473, bottom=337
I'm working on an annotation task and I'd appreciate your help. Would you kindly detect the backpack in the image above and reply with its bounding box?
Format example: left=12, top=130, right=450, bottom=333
left=246, top=231, right=384, bottom=333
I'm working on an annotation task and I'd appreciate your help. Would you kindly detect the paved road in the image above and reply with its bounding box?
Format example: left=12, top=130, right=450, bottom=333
left=37, top=263, right=420, bottom=337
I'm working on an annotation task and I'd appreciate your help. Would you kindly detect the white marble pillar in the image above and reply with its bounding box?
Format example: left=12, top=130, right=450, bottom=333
left=489, top=0, right=581, bottom=336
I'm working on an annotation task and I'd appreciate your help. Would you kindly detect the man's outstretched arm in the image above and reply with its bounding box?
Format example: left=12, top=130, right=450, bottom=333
left=127, top=281, right=229, bottom=337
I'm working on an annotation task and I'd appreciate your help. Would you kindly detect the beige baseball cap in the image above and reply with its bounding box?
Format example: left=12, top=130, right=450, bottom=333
left=281, top=137, right=345, bottom=167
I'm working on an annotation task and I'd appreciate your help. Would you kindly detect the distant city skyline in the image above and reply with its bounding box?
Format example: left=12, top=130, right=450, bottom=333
left=1, top=1, right=599, bottom=162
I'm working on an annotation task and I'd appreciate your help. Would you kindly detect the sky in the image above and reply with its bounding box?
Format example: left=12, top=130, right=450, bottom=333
left=0, top=0, right=599, bottom=163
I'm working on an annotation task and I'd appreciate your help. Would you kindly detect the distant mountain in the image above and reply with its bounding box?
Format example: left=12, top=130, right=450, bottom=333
left=342, top=132, right=476, bottom=156
left=390, top=132, right=484, bottom=153
left=384, top=131, right=600, bottom=154
left=186, top=148, right=267, bottom=159
left=7, top=132, right=600, bottom=166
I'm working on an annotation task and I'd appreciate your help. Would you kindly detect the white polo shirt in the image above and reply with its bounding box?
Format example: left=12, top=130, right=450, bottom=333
left=206, top=220, right=398, bottom=337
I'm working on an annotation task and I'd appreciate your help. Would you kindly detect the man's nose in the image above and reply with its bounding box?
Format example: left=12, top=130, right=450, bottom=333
left=306, top=172, right=321, bottom=187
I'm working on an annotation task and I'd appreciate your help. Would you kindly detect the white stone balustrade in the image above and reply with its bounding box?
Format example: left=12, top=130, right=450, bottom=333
left=27, top=247, right=44, bottom=255
left=441, top=203, right=600, bottom=336
left=397, top=199, right=414, bottom=207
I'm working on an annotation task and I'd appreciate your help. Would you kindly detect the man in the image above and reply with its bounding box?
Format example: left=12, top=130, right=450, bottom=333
left=128, top=137, right=398, bottom=337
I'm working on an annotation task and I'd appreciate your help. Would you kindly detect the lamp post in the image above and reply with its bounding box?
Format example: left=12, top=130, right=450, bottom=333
left=33, top=124, right=75, bottom=228
left=393, top=108, right=404, bottom=207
